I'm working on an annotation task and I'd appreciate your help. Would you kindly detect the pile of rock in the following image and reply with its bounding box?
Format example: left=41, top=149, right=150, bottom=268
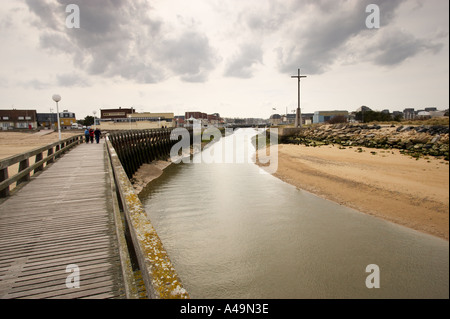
left=283, top=123, right=449, bottom=160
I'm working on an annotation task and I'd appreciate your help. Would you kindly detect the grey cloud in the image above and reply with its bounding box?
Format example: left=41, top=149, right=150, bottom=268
left=56, top=73, right=90, bottom=87
left=275, top=0, right=408, bottom=74
left=224, top=43, right=263, bottom=78
left=115, top=60, right=164, bottom=84
left=25, top=0, right=61, bottom=30
left=159, top=31, right=218, bottom=83
left=22, top=79, right=49, bottom=90
left=369, top=29, right=444, bottom=66
left=24, top=0, right=216, bottom=83
left=243, top=3, right=288, bottom=34
left=39, top=32, right=74, bottom=53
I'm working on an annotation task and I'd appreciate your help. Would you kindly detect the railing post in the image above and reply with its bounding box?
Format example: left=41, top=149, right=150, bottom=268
left=17, top=159, right=30, bottom=186
left=34, top=153, right=43, bottom=174
left=55, top=144, right=61, bottom=159
left=47, top=147, right=54, bottom=164
left=0, top=168, right=9, bottom=197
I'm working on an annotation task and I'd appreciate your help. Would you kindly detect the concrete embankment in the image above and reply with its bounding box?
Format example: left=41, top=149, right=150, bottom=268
left=282, top=123, right=449, bottom=160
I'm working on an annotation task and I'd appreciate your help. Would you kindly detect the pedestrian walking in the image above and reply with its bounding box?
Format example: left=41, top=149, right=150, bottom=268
left=94, top=127, right=101, bottom=144
left=84, top=128, right=90, bottom=143
left=89, top=128, right=94, bottom=143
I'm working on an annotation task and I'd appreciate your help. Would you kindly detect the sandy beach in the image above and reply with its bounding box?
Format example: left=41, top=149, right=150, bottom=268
left=0, top=131, right=82, bottom=160
left=258, top=144, right=449, bottom=240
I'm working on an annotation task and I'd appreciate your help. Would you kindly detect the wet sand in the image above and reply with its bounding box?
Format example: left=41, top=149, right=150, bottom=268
left=258, top=144, right=449, bottom=240
left=132, top=161, right=172, bottom=195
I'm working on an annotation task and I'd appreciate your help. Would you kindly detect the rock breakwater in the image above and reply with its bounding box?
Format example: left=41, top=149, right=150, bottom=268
left=283, top=123, right=449, bottom=160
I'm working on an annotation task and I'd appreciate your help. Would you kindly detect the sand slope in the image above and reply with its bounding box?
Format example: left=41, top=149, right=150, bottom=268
left=259, top=144, right=449, bottom=240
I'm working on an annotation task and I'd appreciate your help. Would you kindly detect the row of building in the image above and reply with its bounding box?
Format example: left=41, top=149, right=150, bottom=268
left=269, top=107, right=448, bottom=126
left=0, top=109, right=77, bottom=130
left=0, top=108, right=224, bottom=131
left=1, top=106, right=447, bottom=130
left=98, top=108, right=224, bottom=129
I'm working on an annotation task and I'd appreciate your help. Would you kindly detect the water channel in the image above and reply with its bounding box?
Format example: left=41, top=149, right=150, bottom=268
left=140, top=128, right=449, bottom=299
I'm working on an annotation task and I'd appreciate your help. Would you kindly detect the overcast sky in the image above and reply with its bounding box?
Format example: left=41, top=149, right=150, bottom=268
left=0, top=0, right=448, bottom=119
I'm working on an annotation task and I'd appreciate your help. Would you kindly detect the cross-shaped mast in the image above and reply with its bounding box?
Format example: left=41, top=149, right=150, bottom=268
left=291, top=68, right=307, bottom=128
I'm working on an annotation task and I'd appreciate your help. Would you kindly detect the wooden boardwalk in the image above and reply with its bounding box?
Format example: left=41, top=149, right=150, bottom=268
left=0, top=140, right=126, bottom=299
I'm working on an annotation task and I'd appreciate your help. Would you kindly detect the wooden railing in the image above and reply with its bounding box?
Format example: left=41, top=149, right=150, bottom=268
left=108, top=129, right=178, bottom=178
left=0, top=134, right=85, bottom=198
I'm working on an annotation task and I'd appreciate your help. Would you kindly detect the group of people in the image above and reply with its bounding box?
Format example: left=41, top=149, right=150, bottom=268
left=84, top=127, right=102, bottom=144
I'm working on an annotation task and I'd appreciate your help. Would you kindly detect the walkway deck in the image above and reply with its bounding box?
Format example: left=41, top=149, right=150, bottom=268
left=0, top=140, right=126, bottom=299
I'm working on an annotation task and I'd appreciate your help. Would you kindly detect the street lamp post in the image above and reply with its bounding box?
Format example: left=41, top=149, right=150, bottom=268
left=93, top=111, right=97, bottom=127
left=52, top=94, right=62, bottom=141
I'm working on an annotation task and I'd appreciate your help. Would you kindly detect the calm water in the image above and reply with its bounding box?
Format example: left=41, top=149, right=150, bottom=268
left=141, top=128, right=449, bottom=299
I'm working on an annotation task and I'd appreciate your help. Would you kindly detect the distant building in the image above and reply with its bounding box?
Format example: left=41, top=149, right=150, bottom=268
left=129, top=112, right=174, bottom=127
left=59, top=110, right=77, bottom=129
left=356, top=106, right=372, bottom=113
left=207, top=113, right=222, bottom=125
left=392, top=111, right=403, bottom=119
left=269, top=114, right=282, bottom=125
left=37, top=110, right=76, bottom=129
left=0, top=109, right=37, bottom=130
left=98, top=111, right=175, bottom=130
left=417, top=111, right=431, bottom=119
left=429, top=110, right=447, bottom=118
left=403, top=108, right=415, bottom=120
left=302, top=113, right=314, bottom=125
left=36, top=113, right=57, bottom=128
left=425, top=107, right=437, bottom=112
left=185, top=111, right=207, bottom=120
left=101, top=107, right=135, bottom=120
left=174, top=115, right=185, bottom=127
left=282, top=113, right=296, bottom=124
left=185, top=111, right=223, bottom=126
left=313, top=110, right=348, bottom=124
left=279, top=113, right=313, bottom=125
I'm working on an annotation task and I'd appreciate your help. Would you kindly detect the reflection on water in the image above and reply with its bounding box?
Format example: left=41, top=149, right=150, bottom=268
left=141, top=129, right=449, bottom=299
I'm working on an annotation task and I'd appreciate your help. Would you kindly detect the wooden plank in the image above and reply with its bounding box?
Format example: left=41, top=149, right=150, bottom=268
left=8, top=277, right=117, bottom=299
left=0, top=216, right=110, bottom=232
left=9, top=270, right=116, bottom=294
left=0, top=224, right=109, bottom=244
left=8, top=261, right=116, bottom=285
left=0, top=230, right=110, bottom=249
left=0, top=236, right=110, bottom=259
left=0, top=230, right=111, bottom=249
left=0, top=225, right=110, bottom=245
left=12, top=263, right=115, bottom=286
left=0, top=240, right=114, bottom=263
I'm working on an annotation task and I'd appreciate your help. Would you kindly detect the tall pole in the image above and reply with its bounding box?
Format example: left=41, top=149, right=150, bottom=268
left=52, top=94, right=62, bottom=141
left=291, top=68, right=307, bottom=128
left=56, top=102, right=61, bottom=141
